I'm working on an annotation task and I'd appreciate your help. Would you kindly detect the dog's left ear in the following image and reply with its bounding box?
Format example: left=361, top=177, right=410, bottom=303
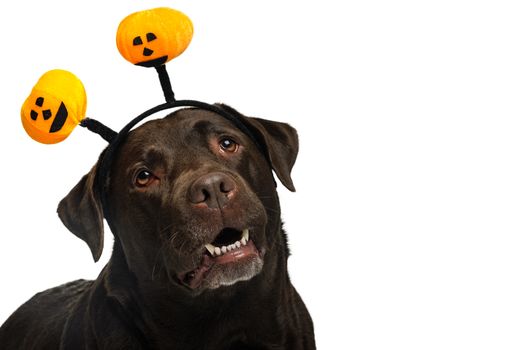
left=57, top=163, right=104, bottom=262
left=216, top=104, right=299, bottom=192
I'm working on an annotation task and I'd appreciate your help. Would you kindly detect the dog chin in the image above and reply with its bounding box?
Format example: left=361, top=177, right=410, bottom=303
left=201, top=255, right=264, bottom=290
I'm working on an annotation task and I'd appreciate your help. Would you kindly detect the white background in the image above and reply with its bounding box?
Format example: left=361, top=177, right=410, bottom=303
left=1, top=1, right=528, bottom=349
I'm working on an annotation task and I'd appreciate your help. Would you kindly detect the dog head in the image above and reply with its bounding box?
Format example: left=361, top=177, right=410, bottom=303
left=57, top=105, right=298, bottom=294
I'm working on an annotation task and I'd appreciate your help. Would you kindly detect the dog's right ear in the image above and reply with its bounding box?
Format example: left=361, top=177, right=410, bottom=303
left=57, top=164, right=104, bottom=262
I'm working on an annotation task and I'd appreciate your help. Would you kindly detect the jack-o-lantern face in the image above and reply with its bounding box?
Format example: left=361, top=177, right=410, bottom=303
left=131, top=31, right=168, bottom=67
left=28, top=95, right=68, bottom=133
left=116, top=7, right=193, bottom=67
left=21, top=70, right=86, bottom=144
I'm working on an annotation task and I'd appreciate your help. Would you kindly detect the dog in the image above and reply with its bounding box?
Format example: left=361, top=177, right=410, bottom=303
left=0, top=105, right=316, bottom=349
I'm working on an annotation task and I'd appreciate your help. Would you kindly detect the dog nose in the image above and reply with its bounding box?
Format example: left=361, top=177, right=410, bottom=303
left=189, top=172, right=237, bottom=209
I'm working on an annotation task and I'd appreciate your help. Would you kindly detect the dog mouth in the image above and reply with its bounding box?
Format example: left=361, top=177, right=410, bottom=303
left=177, top=228, right=263, bottom=290
left=204, top=228, right=250, bottom=258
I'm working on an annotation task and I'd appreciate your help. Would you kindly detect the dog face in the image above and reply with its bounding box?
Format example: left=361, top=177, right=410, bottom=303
left=58, top=106, right=298, bottom=295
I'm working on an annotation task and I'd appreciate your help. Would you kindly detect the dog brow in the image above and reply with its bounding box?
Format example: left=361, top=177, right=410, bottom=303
left=192, top=120, right=213, bottom=133
left=142, top=147, right=167, bottom=165
left=192, top=119, right=242, bottom=137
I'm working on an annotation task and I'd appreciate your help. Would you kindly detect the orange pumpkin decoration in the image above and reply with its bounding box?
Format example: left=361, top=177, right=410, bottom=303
left=116, top=7, right=193, bottom=67
left=21, top=70, right=87, bottom=144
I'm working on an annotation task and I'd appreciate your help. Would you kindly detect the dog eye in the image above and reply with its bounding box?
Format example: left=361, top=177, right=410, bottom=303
left=219, top=138, right=239, bottom=153
left=135, top=170, right=155, bottom=187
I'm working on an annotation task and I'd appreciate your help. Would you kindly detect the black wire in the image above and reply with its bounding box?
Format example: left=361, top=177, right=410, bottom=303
left=155, top=65, right=175, bottom=103
left=80, top=118, right=118, bottom=143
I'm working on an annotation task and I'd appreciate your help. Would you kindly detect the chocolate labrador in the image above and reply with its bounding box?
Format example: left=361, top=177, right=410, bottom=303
left=0, top=105, right=315, bottom=349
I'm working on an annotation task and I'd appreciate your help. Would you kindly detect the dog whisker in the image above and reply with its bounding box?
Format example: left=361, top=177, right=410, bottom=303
left=151, top=247, right=164, bottom=281
left=159, top=222, right=180, bottom=236
left=261, top=205, right=281, bottom=214
left=256, top=195, right=274, bottom=199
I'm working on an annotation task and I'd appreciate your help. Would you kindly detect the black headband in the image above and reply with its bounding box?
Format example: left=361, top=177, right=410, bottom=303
left=21, top=8, right=273, bottom=223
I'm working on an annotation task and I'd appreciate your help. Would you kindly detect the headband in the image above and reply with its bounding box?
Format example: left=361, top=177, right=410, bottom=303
left=20, top=7, right=272, bottom=218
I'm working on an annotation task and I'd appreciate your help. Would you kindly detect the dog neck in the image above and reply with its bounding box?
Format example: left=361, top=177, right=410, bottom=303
left=93, top=224, right=292, bottom=347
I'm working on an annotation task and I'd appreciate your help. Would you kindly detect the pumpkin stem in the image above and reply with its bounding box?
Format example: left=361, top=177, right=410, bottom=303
left=155, top=65, right=176, bottom=103
left=80, top=118, right=117, bottom=143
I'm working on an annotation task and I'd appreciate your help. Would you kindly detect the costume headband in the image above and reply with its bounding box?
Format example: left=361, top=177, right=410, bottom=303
left=20, top=7, right=271, bottom=216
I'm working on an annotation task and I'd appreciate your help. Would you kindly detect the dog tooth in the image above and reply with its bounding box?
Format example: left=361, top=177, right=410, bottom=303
left=235, top=241, right=241, bottom=248
left=242, top=229, right=249, bottom=241
left=227, top=245, right=233, bottom=251
left=214, top=247, right=221, bottom=256
left=205, top=244, right=215, bottom=256
left=241, top=237, right=247, bottom=246
left=221, top=246, right=227, bottom=254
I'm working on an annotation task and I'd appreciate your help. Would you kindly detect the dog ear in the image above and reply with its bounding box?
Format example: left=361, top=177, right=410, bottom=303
left=245, top=116, right=299, bottom=192
left=216, top=104, right=299, bottom=192
left=57, top=164, right=104, bottom=262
